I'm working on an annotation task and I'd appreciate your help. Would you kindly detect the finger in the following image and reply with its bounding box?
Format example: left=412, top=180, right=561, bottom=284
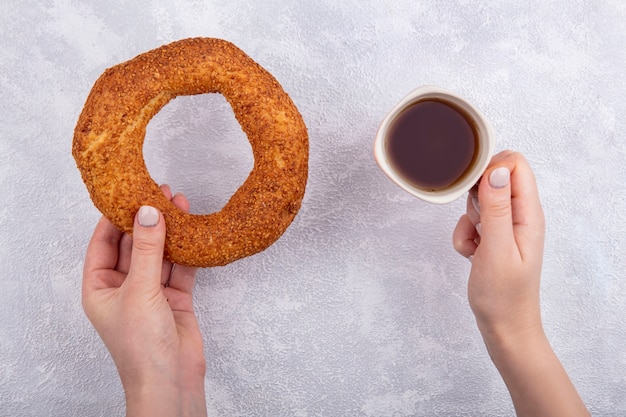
left=452, top=214, right=479, bottom=258
left=476, top=150, right=547, bottom=260
left=171, top=192, right=190, bottom=213
left=114, top=184, right=173, bottom=275
left=83, top=217, right=127, bottom=298
left=160, top=183, right=173, bottom=200
left=486, top=151, right=544, bottom=241
left=476, top=162, right=515, bottom=255
left=116, top=233, right=134, bottom=273
left=84, top=216, right=123, bottom=275
left=508, top=154, right=546, bottom=259
left=161, top=261, right=174, bottom=287
left=167, top=264, right=198, bottom=293
left=126, top=206, right=166, bottom=290
left=465, top=188, right=481, bottom=226
left=162, top=286, right=194, bottom=312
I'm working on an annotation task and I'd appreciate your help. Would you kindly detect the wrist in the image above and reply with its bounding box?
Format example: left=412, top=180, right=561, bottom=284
left=474, top=306, right=545, bottom=360
left=479, top=322, right=548, bottom=370
left=124, top=377, right=207, bottom=417
left=120, top=361, right=207, bottom=417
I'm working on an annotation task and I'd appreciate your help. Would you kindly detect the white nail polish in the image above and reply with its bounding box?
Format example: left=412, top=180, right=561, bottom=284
left=138, top=205, right=159, bottom=227
left=489, top=167, right=510, bottom=189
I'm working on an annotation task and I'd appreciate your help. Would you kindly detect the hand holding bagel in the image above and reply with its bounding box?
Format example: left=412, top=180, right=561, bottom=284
left=82, top=185, right=207, bottom=417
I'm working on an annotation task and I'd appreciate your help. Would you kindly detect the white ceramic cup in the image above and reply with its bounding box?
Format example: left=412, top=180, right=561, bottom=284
left=374, top=85, right=495, bottom=204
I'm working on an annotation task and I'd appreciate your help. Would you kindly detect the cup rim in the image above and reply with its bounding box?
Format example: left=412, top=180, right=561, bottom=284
left=374, top=85, right=495, bottom=204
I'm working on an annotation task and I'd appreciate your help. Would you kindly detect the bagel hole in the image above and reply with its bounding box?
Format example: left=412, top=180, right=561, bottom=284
left=144, top=93, right=253, bottom=214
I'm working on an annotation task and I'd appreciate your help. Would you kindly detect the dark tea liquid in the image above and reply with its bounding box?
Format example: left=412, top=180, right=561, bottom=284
left=386, top=99, right=478, bottom=191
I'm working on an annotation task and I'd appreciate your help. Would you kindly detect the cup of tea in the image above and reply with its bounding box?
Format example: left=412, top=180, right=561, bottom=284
left=374, top=85, right=495, bottom=204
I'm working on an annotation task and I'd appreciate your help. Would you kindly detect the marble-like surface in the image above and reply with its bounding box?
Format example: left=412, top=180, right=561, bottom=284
left=1, top=0, right=625, bottom=415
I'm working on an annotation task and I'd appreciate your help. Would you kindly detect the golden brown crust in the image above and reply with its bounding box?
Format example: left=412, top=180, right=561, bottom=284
left=73, top=38, right=308, bottom=267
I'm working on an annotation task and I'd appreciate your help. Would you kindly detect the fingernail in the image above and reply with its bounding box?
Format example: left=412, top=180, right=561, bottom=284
left=489, top=167, right=510, bottom=189
left=475, top=222, right=482, bottom=236
left=471, top=197, right=480, bottom=214
left=468, top=255, right=474, bottom=262
left=138, top=205, right=159, bottom=227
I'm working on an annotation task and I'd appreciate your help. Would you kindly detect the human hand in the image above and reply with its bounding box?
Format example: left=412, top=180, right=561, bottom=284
left=82, top=185, right=207, bottom=417
left=453, top=150, right=545, bottom=339
left=453, top=151, right=588, bottom=417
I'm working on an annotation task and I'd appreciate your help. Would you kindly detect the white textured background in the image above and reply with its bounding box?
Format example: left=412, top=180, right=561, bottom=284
left=1, top=1, right=625, bottom=416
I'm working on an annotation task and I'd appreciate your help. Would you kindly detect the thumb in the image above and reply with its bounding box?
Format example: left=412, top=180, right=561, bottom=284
left=478, top=166, right=515, bottom=251
left=126, top=205, right=166, bottom=289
